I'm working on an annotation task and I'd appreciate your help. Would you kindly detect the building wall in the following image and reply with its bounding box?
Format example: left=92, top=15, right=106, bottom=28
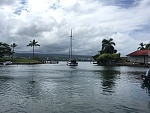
left=127, top=56, right=149, bottom=64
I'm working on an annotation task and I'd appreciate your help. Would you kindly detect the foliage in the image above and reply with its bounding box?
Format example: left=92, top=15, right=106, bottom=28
left=27, top=39, right=40, bottom=59
left=97, top=53, right=121, bottom=65
left=10, top=43, right=17, bottom=59
left=12, top=59, right=39, bottom=63
left=137, top=42, right=150, bottom=50
left=93, top=38, right=120, bottom=65
left=145, top=43, right=150, bottom=49
left=0, top=57, right=41, bottom=63
left=100, top=38, right=117, bottom=54
left=92, top=54, right=99, bottom=61
left=0, top=42, right=12, bottom=57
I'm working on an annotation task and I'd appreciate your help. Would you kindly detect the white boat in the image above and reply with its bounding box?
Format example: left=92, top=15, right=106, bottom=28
left=67, top=29, right=78, bottom=66
left=67, top=59, right=78, bottom=66
left=3, top=61, right=12, bottom=65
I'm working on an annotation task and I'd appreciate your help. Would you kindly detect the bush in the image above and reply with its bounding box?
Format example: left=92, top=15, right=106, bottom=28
left=97, top=53, right=120, bottom=65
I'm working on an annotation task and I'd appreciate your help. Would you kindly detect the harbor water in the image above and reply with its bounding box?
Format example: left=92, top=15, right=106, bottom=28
left=0, top=62, right=150, bottom=113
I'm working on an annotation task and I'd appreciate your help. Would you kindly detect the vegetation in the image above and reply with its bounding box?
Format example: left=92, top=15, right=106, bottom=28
left=27, top=39, right=40, bottom=60
left=0, top=40, right=41, bottom=63
left=1, top=39, right=150, bottom=65
left=137, top=42, right=150, bottom=50
left=12, top=59, right=40, bottom=63
left=10, top=43, right=17, bottom=59
left=0, top=42, right=12, bottom=57
left=93, top=38, right=120, bottom=66
left=97, top=53, right=120, bottom=65
left=100, top=38, right=117, bottom=54
left=0, top=57, right=39, bottom=63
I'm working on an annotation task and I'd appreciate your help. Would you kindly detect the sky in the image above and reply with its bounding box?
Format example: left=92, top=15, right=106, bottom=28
left=0, top=0, right=150, bottom=57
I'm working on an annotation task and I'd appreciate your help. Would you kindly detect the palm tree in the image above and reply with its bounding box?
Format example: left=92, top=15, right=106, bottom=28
left=145, top=43, right=150, bottom=49
left=27, top=39, right=40, bottom=59
left=10, top=43, right=17, bottom=59
left=101, top=38, right=116, bottom=54
left=137, top=42, right=146, bottom=50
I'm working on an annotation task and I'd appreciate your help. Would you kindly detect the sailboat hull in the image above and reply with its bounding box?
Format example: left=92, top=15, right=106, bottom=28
left=67, top=62, right=78, bottom=66
left=67, top=60, right=78, bottom=66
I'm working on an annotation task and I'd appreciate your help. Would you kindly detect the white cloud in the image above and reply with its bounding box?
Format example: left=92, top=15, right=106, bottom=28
left=0, top=0, right=150, bottom=57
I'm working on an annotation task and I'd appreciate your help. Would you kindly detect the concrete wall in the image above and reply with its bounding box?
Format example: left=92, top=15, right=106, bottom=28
left=127, top=56, right=149, bottom=64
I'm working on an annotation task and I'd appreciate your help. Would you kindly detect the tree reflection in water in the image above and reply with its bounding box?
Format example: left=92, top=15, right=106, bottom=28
left=100, top=66, right=120, bottom=95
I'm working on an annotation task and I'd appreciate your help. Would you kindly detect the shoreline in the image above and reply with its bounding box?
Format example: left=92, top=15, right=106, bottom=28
left=0, top=61, right=59, bottom=65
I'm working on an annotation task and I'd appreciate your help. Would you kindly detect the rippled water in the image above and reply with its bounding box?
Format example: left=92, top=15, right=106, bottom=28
left=0, top=62, right=150, bottom=113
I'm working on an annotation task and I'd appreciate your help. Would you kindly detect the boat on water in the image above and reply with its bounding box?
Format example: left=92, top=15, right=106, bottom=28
left=67, top=59, right=78, bottom=66
left=67, top=29, right=78, bottom=66
left=3, top=61, right=12, bottom=65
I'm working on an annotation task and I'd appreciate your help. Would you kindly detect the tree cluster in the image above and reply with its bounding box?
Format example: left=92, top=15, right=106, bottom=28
left=0, top=39, right=40, bottom=59
left=0, top=42, right=12, bottom=58
left=137, top=42, right=150, bottom=50
left=93, top=38, right=120, bottom=66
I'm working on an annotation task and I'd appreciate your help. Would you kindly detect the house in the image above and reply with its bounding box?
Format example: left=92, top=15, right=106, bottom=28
left=126, top=50, right=150, bottom=65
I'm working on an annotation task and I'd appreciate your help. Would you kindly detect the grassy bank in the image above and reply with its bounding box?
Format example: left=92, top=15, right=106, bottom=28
left=0, top=58, right=41, bottom=64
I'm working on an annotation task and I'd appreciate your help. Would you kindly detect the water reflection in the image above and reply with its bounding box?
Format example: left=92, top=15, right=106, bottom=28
left=1, top=63, right=150, bottom=113
left=141, top=82, right=150, bottom=110
left=99, top=66, right=120, bottom=95
left=141, top=82, right=150, bottom=96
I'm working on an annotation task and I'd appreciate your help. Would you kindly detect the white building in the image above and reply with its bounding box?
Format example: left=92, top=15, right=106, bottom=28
left=126, top=50, right=150, bottom=65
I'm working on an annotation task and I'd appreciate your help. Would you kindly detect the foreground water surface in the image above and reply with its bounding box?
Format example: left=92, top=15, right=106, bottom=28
left=0, top=62, right=150, bottom=113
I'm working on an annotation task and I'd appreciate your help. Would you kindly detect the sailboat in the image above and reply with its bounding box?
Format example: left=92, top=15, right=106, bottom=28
left=67, top=29, right=78, bottom=66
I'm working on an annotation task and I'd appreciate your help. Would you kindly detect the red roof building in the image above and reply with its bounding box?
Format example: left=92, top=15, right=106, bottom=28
left=126, top=50, right=150, bottom=65
left=127, top=50, right=150, bottom=56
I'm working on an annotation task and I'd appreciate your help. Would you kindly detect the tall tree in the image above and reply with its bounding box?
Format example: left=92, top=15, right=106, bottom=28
left=137, top=42, right=146, bottom=50
left=0, top=42, right=12, bottom=57
left=27, top=39, right=40, bottom=59
left=10, top=43, right=17, bottom=59
left=101, top=38, right=116, bottom=54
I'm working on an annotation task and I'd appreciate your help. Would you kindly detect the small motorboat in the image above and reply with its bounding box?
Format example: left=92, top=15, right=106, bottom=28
left=3, top=61, right=12, bottom=65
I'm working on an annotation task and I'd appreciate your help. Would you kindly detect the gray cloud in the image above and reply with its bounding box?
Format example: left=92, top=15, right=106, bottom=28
left=0, top=0, right=150, bottom=57
left=0, top=0, right=16, bottom=6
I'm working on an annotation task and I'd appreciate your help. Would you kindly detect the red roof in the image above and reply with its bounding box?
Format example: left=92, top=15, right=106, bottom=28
left=127, top=50, right=150, bottom=56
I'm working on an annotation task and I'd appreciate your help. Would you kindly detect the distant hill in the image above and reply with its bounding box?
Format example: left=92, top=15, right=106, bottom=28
left=14, top=53, right=92, bottom=61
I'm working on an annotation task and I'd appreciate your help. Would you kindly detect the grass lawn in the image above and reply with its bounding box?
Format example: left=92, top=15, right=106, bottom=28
left=13, top=59, right=40, bottom=63
left=0, top=58, right=41, bottom=63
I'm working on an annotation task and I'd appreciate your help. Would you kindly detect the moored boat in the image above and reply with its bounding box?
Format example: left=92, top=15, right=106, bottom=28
left=67, top=59, right=78, bottom=66
left=3, top=61, right=12, bottom=65
left=67, top=29, right=78, bottom=66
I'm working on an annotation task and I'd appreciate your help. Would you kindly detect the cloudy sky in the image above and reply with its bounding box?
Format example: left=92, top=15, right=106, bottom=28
left=0, top=0, right=150, bottom=56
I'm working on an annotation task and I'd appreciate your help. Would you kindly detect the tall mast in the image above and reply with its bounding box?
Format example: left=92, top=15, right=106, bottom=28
left=70, top=29, right=72, bottom=59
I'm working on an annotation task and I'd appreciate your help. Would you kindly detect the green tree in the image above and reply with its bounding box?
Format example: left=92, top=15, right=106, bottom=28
left=145, top=43, right=150, bottom=49
left=100, top=38, right=117, bottom=54
left=10, top=43, right=17, bottom=59
left=27, top=39, right=40, bottom=59
left=93, top=38, right=120, bottom=65
left=137, top=42, right=146, bottom=50
left=0, top=42, right=12, bottom=57
left=97, top=53, right=120, bottom=65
